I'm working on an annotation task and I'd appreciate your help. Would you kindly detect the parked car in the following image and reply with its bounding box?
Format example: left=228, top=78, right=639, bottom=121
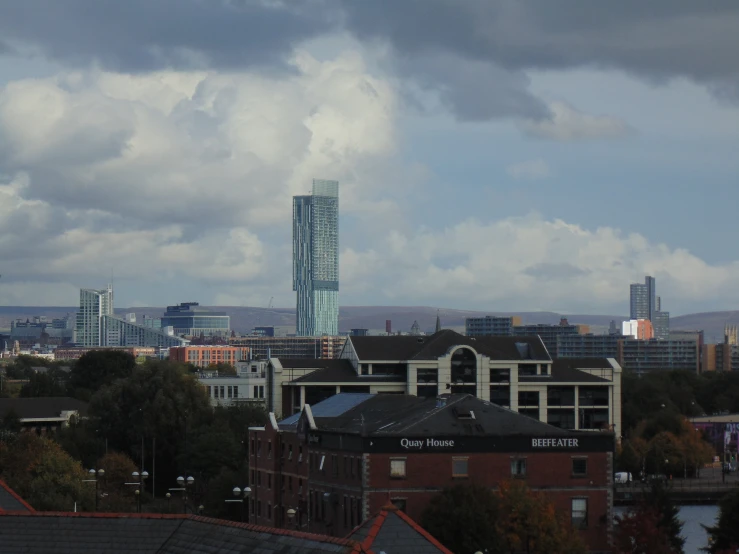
left=615, top=472, right=632, bottom=484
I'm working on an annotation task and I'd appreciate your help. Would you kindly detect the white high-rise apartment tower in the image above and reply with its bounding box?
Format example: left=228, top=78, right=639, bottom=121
left=76, top=285, right=114, bottom=346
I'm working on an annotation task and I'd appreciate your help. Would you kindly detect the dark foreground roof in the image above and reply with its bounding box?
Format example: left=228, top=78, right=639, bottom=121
left=0, top=512, right=363, bottom=553
left=307, top=393, right=580, bottom=438
left=523, top=358, right=614, bottom=383
left=0, top=397, right=89, bottom=419
left=349, top=504, right=452, bottom=554
left=349, top=330, right=550, bottom=361
left=0, top=480, right=34, bottom=513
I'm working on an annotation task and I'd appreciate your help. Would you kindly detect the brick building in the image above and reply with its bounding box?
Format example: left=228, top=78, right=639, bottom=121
left=248, top=393, right=615, bottom=553
left=168, top=345, right=250, bottom=368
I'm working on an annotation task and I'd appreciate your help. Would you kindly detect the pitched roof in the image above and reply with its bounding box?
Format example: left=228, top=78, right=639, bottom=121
left=349, top=504, right=453, bottom=554
left=540, top=359, right=613, bottom=383
left=275, top=359, right=354, bottom=370
left=0, top=512, right=364, bottom=553
left=280, top=393, right=374, bottom=427
left=290, top=361, right=358, bottom=382
left=0, top=480, right=35, bottom=513
left=0, top=397, right=89, bottom=419
left=308, top=393, right=581, bottom=438
left=349, top=330, right=550, bottom=362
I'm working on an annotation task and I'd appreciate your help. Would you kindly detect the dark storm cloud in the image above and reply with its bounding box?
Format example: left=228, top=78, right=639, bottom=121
left=341, top=0, right=739, bottom=82
left=0, top=0, right=336, bottom=72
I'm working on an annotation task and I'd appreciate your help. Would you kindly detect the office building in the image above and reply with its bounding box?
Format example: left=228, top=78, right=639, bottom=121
left=75, top=286, right=114, bottom=347
left=617, top=339, right=700, bottom=374
left=249, top=393, right=615, bottom=552
left=267, top=330, right=622, bottom=435
left=161, top=302, right=230, bottom=337
left=102, top=315, right=188, bottom=348
left=349, top=328, right=369, bottom=337
left=629, top=283, right=649, bottom=320
left=621, top=319, right=654, bottom=340
left=229, top=335, right=346, bottom=360
left=465, top=315, right=522, bottom=336
left=293, top=179, right=339, bottom=337
left=556, top=334, right=621, bottom=359
left=703, top=343, right=739, bottom=372
left=645, top=276, right=656, bottom=319
left=652, top=311, right=670, bottom=340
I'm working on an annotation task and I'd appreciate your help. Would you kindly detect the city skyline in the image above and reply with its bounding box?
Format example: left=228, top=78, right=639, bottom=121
left=1, top=3, right=739, bottom=315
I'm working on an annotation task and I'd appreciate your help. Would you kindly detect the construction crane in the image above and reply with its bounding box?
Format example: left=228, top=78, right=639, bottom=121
left=252, top=297, right=275, bottom=334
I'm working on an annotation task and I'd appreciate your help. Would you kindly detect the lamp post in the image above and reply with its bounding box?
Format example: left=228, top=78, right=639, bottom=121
left=171, top=475, right=195, bottom=514
left=225, top=486, right=251, bottom=522
left=165, top=492, right=171, bottom=513
left=286, top=506, right=310, bottom=530
left=84, top=468, right=105, bottom=511
left=129, top=470, right=149, bottom=513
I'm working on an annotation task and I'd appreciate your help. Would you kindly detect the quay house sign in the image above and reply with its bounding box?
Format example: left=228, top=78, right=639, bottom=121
left=400, top=438, right=455, bottom=450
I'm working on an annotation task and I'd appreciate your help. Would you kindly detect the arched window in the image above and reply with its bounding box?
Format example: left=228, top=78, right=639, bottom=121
left=451, top=348, right=477, bottom=384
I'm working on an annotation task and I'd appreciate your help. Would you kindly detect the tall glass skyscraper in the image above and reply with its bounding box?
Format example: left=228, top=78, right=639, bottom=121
left=293, top=179, right=339, bottom=336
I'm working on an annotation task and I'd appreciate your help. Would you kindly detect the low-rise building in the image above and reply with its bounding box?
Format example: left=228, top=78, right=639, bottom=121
left=169, top=345, right=250, bottom=368
left=102, top=315, right=188, bottom=348
left=270, top=330, right=622, bottom=436
left=0, top=397, right=88, bottom=432
left=249, top=393, right=615, bottom=552
left=229, top=335, right=346, bottom=360
left=198, top=361, right=269, bottom=406
left=54, top=346, right=157, bottom=361
left=161, top=302, right=230, bottom=337
left=617, top=339, right=700, bottom=374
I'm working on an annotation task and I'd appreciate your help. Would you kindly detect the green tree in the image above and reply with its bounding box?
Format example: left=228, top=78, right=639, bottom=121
left=97, top=451, right=138, bottom=512
left=182, top=424, right=243, bottom=481
left=704, top=488, right=739, bottom=553
left=205, top=363, right=237, bottom=376
left=0, top=432, right=94, bottom=511
left=201, top=466, right=250, bottom=520
left=642, top=480, right=685, bottom=554
left=54, top=419, right=106, bottom=470
left=421, top=483, right=502, bottom=554
left=20, top=370, right=68, bottom=397
left=68, top=350, right=136, bottom=400
left=87, top=359, right=213, bottom=494
left=618, top=440, right=642, bottom=476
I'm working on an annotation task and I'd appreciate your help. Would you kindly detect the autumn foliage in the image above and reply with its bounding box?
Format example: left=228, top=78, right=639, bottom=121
left=421, top=481, right=586, bottom=554
left=615, top=507, right=680, bottom=554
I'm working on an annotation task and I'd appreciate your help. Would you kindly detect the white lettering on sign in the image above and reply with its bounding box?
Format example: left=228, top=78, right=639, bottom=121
left=400, top=438, right=455, bottom=450
left=531, top=438, right=579, bottom=448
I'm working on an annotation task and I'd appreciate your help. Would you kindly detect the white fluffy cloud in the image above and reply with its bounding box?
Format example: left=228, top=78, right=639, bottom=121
left=340, top=214, right=739, bottom=312
left=521, top=101, right=633, bottom=141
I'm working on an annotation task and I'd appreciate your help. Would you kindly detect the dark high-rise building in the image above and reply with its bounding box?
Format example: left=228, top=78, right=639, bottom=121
left=645, top=276, right=656, bottom=320
left=629, top=283, right=649, bottom=320
left=652, top=311, right=670, bottom=340
left=293, top=179, right=339, bottom=336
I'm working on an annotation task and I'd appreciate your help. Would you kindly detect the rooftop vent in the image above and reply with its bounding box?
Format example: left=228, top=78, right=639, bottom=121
left=452, top=407, right=476, bottom=420
left=436, top=396, right=447, bottom=408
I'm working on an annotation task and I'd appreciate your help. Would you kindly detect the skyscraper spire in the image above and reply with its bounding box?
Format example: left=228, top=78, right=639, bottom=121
left=435, top=311, right=441, bottom=333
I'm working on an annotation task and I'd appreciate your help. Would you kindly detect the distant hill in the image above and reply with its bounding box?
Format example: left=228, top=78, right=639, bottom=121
left=2, top=305, right=737, bottom=341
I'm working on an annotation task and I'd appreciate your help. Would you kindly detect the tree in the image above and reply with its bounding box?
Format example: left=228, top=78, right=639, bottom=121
left=20, top=370, right=67, bottom=398
left=0, top=408, right=21, bottom=433
left=205, top=363, right=237, bottom=376
left=201, top=466, right=250, bottom=520
left=87, top=359, right=213, bottom=495
left=421, top=481, right=586, bottom=554
left=704, top=488, right=739, bottom=553
left=615, top=506, right=679, bottom=554
left=493, top=480, right=586, bottom=554
left=96, top=451, right=138, bottom=512
left=642, top=480, right=685, bottom=554
left=617, top=440, right=642, bottom=476
left=68, top=350, right=136, bottom=400
left=421, top=483, right=502, bottom=554
left=0, top=433, right=94, bottom=511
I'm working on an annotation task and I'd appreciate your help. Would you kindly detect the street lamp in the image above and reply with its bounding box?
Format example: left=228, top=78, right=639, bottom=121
left=130, top=470, right=149, bottom=513
left=225, top=486, right=251, bottom=522
left=171, top=475, right=195, bottom=514
left=84, top=468, right=105, bottom=511
left=165, top=492, right=171, bottom=513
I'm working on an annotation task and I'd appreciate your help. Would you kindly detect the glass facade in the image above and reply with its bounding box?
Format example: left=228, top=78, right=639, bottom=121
left=161, top=302, right=230, bottom=337
left=293, top=179, right=339, bottom=336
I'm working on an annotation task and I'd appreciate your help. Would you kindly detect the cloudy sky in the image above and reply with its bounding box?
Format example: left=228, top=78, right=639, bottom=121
left=1, top=1, right=739, bottom=315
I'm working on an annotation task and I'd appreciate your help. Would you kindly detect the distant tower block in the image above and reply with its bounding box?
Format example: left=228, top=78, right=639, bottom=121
left=725, top=325, right=738, bottom=345
left=386, top=320, right=392, bottom=334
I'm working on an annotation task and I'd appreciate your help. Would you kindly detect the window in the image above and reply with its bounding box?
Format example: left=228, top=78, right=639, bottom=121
left=257, top=440, right=261, bottom=456
left=267, top=473, right=271, bottom=489
left=390, top=458, right=407, bottom=478
left=289, top=476, right=293, bottom=491
left=257, top=500, right=261, bottom=516
left=288, top=445, right=293, bottom=460
left=332, top=454, right=338, bottom=477
left=257, top=471, right=262, bottom=485
left=281, top=443, right=286, bottom=459
left=490, top=368, right=511, bottom=383
left=344, top=496, right=349, bottom=527
left=206, top=385, right=211, bottom=397
left=298, top=478, right=303, bottom=494
left=579, top=387, right=609, bottom=406
left=356, top=458, right=362, bottom=478
left=572, top=458, right=588, bottom=477
left=518, top=391, right=539, bottom=407
left=511, top=458, right=527, bottom=477
left=452, top=457, right=468, bottom=477
left=547, top=387, right=575, bottom=407
left=227, top=386, right=232, bottom=398
left=267, top=503, right=272, bottom=519
left=417, top=368, right=438, bottom=383
left=571, top=498, right=588, bottom=528
left=250, top=469, right=255, bottom=485
left=519, top=363, right=537, bottom=377
left=490, top=386, right=510, bottom=407
left=219, top=386, right=225, bottom=397
left=319, top=454, right=326, bottom=472
left=391, top=498, right=407, bottom=512
left=268, top=441, right=272, bottom=458
left=298, top=446, right=303, bottom=463
left=233, top=386, right=239, bottom=398
left=360, top=363, right=369, bottom=375
left=547, top=409, right=575, bottom=429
